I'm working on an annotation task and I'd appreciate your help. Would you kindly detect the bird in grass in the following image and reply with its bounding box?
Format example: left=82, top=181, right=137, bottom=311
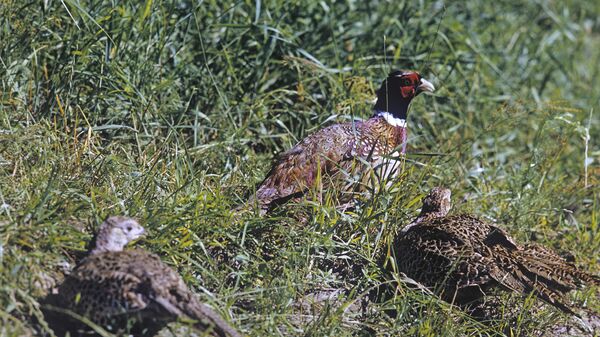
left=250, top=70, right=435, bottom=213
left=392, top=187, right=600, bottom=315
left=43, top=216, right=241, bottom=337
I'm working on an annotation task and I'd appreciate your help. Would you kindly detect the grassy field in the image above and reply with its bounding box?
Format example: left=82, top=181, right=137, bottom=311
left=1, top=0, right=599, bottom=336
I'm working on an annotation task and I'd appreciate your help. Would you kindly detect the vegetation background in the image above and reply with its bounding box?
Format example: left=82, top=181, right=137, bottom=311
left=1, top=0, right=599, bottom=336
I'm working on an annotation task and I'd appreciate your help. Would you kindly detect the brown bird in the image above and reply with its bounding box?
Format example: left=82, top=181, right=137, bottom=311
left=43, top=216, right=242, bottom=337
left=251, top=70, right=435, bottom=213
left=392, top=187, right=599, bottom=315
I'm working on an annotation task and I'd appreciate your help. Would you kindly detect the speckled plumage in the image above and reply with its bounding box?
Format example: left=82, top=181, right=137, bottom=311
left=393, top=188, right=599, bottom=314
left=255, top=116, right=407, bottom=207
left=44, top=217, right=241, bottom=337
left=251, top=70, right=435, bottom=212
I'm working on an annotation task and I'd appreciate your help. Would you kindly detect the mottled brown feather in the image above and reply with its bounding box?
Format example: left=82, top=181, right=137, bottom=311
left=44, top=217, right=241, bottom=337
left=393, top=188, right=599, bottom=315
left=253, top=117, right=407, bottom=211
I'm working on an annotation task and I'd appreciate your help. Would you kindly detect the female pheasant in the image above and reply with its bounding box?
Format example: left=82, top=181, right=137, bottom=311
left=393, top=187, right=599, bottom=315
left=251, top=70, right=435, bottom=213
left=43, top=216, right=241, bottom=337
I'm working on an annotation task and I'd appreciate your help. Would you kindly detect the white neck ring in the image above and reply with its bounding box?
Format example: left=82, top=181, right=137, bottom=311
left=375, top=111, right=407, bottom=128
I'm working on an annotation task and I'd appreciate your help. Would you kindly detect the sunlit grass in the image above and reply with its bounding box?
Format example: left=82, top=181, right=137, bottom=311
left=0, top=0, right=599, bottom=336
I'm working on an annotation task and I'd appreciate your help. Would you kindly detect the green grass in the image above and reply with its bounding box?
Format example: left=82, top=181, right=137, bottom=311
left=1, top=0, right=599, bottom=336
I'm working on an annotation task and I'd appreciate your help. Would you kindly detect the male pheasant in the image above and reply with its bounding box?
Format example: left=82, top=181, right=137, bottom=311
left=43, top=216, right=241, bottom=337
left=392, top=187, right=599, bottom=315
left=251, top=70, right=435, bottom=213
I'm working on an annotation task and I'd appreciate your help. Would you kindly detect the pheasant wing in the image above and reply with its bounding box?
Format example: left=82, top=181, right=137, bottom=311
left=253, top=122, right=361, bottom=209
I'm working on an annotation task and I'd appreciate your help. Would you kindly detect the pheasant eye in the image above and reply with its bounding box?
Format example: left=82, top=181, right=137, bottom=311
left=401, top=78, right=412, bottom=86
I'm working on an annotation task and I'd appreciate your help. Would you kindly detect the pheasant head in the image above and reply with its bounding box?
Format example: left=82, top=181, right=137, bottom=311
left=419, top=187, right=451, bottom=219
left=91, top=216, right=145, bottom=254
left=374, top=70, right=435, bottom=126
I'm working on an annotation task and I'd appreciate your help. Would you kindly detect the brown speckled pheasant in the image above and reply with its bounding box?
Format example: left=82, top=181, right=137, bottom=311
left=44, top=216, right=241, bottom=337
left=251, top=70, right=435, bottom=213
left=393, top=187, right=599, bottom=315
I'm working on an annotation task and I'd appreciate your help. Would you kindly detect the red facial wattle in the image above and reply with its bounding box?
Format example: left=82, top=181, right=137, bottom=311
left=401, top=86, right=416, bottom=98
left=399, top=72, right=421, bottom=98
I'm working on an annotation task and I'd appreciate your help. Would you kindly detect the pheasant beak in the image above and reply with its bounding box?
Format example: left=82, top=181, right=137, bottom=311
left=416, top=78, right=435, bottom=94
left=129, top=227, right=146, bottom=245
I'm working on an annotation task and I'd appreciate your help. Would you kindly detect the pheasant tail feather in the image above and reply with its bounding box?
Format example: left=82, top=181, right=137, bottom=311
left=183, top=297, right=242, bottom=337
